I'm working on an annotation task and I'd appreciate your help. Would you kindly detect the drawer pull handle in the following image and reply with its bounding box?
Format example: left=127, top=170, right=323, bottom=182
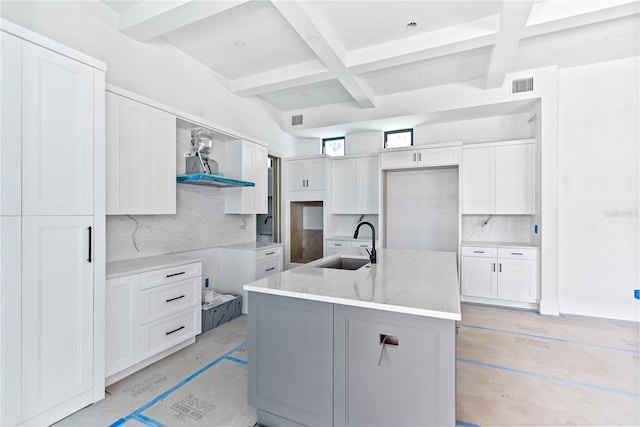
left=499, top=263, right=502, bottom=273
left=266, top=267, right=275, bottom=272
left=265, top=251, right=276, bottom=255
left=511, top=252, right=523, bottom=256
left=493, top=263, right=496, bottom=272
left=166, top=295, right=185, bottom=303
left=166, top=272, right=186, bottom=278
left=473, top=250, right=484, bottom=254
left=166, top=326, right=185, bottom=336
left=335, top=244, right=342, bottom=246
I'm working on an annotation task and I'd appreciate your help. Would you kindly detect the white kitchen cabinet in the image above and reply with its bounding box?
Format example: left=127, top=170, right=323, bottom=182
left=461, top=245, right=538, bottom=305
left=287, top=157, right=326, bottom=191
left=21, top=216, right=94, bottom=420
left=380, top=145, right=461, bottom=170
left=461, top=141, right=534, bottom=214
left=105, top=258, right=202, bottom=385
left=219, top=243, right=284, bottom=314
left=22, top=42, right=94, bottom=216
left=1, top=24, right=105, bottom=426
left=331, top=155, right=379, bottom=214
left=106, top=91, right=177, bottom=215
left=0, top=32, right=21, bottom=216
left=225, top=139, right=268, bottom=214
left=105, top=275, right=140, bottom=377
left=325, top=238, right=379, bottom=256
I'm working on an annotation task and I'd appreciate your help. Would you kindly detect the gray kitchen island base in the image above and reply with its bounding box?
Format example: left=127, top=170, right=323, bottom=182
left=248, top=292, right=456, bottom=427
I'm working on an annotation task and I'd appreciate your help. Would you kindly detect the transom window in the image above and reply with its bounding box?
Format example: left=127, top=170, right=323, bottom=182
left=322, top=137, right=345, bottom=157
left=384, top=129, right=413, bottom=148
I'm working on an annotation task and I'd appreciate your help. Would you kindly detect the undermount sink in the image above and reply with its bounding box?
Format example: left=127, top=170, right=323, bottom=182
left=316, top=257, right=370, bottom=271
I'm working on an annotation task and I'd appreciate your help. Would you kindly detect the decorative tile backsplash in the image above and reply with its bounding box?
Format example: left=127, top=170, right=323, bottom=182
left=106, top=127, right=255, bottom=262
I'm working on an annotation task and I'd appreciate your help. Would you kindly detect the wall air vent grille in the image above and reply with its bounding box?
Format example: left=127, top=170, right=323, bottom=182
left=291, top=114, right=303, bottom=126
left=512, top=77, right=534, bottom=93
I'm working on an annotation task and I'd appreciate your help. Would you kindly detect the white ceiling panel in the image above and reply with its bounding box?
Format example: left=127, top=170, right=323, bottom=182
left=101, top=1, right=143, bottom=12
left=307, top=0, right=502, bottom=51
left=258, top=79, right=354, bottom=111
left=515, top=14, right=639, bottom=71
left=161, top=1, right=317, bottom=79
left=360, top=47, right=492, bottom=95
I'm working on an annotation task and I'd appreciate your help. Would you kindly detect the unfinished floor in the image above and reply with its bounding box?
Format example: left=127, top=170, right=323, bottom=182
left=54, top=303, right=639, bottom=427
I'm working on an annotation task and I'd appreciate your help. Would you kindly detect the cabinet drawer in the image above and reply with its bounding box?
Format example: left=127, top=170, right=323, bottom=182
left=256, top=258, right=282, bottom=280
left=418, top=147, right=460, bottom=167
left=498, top=248, right=538, bottom=260
left=140, top=277, right=200, bottom=324
left=256, top=246, right=283, bottom=262
left=326, top=240, right=349, bottom=249
left=140, top=308, right=200, bottom=358
left=140, top=262, right=201, bottom=290
left=461, top=246, right=497, bottom=258
left=351, top=241, right=375, bottom=249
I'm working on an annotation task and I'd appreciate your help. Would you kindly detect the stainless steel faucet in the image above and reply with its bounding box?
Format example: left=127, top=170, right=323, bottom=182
left=353, top=221, right=376, bottom=264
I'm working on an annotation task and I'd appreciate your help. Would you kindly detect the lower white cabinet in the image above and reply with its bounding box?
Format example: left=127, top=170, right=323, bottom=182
left=461, top=245, right=538, bottom=305
left=219, top=243, right=283, bottom=314
left=106, top=258, right=202, bottom=385
left=325, top=238, right=378, bottom=256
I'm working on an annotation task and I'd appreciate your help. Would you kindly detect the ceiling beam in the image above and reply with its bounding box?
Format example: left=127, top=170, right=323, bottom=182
left=119, top=0, right=250, bottom=41
left=270, top=1, right=377, bottom=108
left=231, top=60, right=332, bottom=97
left=484, top=1, right=534, bottom=89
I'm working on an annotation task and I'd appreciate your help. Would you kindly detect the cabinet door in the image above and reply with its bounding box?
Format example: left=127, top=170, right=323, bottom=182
left=461, top=256, right=497, bottom=298
left=118, top=97, right=176, bottom=215
left=380, top=149, right=417, bottom=170
left=461, top=146, right=495, bottom=214
left=356, top=156, right=379, bottom=214
left=305, top=158, right=326, bottom=190
left=252, top=143, right=269, bottom=214
left=498, top=258, right=537, bottom=302
left=226, top=141, right=268, bottom=214
left=22, top=42, right=94, bottom=216
left=1, top=32, right=21, bottom=216
left=416, top=146, right=461, bottom=168
left=334, top=305, right=456, bottom=427
left=21, top=216, right=94, bottom=419
left=1, top=217, right=21, bottom=426
left=248, top=292, right=333, bottom=427
left=495, top=143, right=534, bottom=214
left=105, top=92, right=120, bottom=214
left=147, top=106, right=176, bottom=214
left=332, top=158, right=356, bottom=213
left=287, top=160, right=306, bottom=191
left=106, top=275, right=140, bottom=376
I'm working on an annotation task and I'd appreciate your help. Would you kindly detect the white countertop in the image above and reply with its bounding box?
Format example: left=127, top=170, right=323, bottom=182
left=220, top=241, right=284, bottom=251
left=461, top=240, right=539, bottom=249
left=244, top=249, right=461, bottom=320
left=106, top=254, right=202, bottom=279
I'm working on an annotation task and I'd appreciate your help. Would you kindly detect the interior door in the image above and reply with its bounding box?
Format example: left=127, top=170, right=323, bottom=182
left=21, top=216, right=94, bottom=419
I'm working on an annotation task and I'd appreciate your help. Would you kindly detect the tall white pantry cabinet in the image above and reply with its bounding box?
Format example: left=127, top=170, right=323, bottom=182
left=0, top=22, right=106, bottom=427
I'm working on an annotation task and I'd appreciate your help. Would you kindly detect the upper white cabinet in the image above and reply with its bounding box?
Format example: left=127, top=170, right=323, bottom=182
left=380, top=145, right=461, bottom=170
left=225, top=139, right=268, bottom=214
left=462, top=141, right=534, bottom=214
left=332, top=155, right=379, bottom=214
left=0, top=32, right=21, bottom=216
left=22, top=42, right=95, bottom=216
left=106, top=91, right=176, bottom=215
left=287, top=157, right=326, bottom=191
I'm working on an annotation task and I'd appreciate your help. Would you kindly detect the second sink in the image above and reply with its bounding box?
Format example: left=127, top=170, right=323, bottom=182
left=316, top=257, right=370, bottom=270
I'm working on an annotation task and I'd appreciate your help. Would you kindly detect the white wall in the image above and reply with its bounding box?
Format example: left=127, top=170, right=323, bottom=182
left=557, top=56, right=639, bottom=321
left=414, top=114, right=533, bottom=145
left=345, top=131, right=383, bottom=154
left=0, top=1, right=297, bottom=157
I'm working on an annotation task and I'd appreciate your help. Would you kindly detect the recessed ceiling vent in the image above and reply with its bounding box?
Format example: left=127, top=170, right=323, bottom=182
left=291, top=114, right=303, bottom=126
left=512, top=77, right=534, bottom=93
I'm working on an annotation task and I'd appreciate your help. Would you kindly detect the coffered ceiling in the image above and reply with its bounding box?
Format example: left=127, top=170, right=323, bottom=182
left=103, top=0, right=639, bottom=130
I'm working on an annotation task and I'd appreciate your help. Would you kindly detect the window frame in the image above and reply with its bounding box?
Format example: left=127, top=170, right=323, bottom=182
left=384, top=128, right=414, bottom=149
left=322, top=136, right=346, bottom=157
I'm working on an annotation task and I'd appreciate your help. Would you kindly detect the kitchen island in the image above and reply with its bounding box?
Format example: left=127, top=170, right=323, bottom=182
left=244, top=248, right=461, bottom=427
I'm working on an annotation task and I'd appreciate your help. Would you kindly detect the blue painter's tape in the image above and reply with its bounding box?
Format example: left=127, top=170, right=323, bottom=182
left=457, top=420, right=481, bottom=427
left=634, top=289, right=639, bottom=300
left=108, top=417, right=128, bottom=427
left=458, top=323, right=640, bottom=354
left=457, top=357, right=640, bottom=398
left=132, top=413, right=167, bottom=427
left=116, top=341, right=248, bottom=422
left=224, top=355, right=248, bottom=366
